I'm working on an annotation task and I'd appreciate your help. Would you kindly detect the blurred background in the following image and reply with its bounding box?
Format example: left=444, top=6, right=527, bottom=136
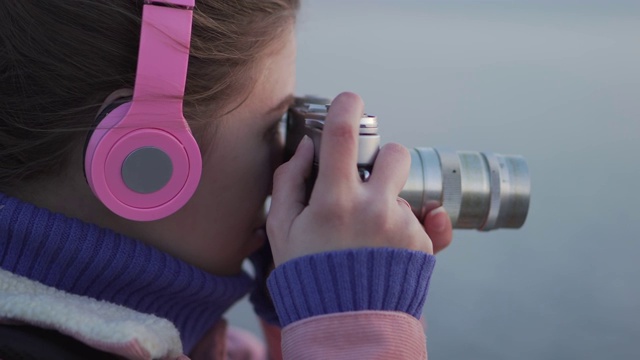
left=228, top=1, right=640, bottom=358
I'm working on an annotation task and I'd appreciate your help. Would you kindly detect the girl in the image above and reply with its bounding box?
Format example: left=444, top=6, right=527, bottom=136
left=0, top=1, right=453, bottom=359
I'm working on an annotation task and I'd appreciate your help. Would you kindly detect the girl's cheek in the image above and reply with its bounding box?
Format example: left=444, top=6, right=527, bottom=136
left=269, top=136, right=285, bottom=172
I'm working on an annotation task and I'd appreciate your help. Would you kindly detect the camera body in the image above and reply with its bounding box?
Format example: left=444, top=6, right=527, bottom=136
left=284, top=97, right=380, bottom=181
left=284, top=96, right=531, bottom=231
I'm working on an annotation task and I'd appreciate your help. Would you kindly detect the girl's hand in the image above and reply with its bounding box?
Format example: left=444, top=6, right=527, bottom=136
left=268, top=92, right=452, bottom=266
left=423, top=206, right=453, bottom=255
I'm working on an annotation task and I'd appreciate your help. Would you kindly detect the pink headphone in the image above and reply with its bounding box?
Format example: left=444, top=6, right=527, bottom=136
left=84, top=0, right=201, bottom=221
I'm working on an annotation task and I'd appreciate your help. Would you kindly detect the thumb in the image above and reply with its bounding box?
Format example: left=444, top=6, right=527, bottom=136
left=423, top=206, right=453, bottom=254
left=267, top=136, right=315, bottom=238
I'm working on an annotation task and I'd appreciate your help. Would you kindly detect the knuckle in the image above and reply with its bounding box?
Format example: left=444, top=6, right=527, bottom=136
left=272, top=163, right=292, bottom=184
left=266, top=214, right=285, bottom=236
left=326, top=121, right=356, bottom=143
left=266, top=217, right=277, bottom=236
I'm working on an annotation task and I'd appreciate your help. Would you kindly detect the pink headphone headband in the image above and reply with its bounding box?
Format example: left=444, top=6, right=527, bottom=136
left=133, top=0, right=194, bottom=110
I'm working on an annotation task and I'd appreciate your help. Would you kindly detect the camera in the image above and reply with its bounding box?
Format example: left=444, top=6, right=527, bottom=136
left=284, top=96, right=531, bottom=231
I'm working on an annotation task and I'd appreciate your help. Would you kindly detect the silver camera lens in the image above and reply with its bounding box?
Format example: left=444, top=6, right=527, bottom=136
left=400, top=148, right=530, bottom=230
left=285, top=97, right=531, bottom=231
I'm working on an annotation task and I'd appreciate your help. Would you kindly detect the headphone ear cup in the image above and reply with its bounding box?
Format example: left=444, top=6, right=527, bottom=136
left=83, top=97, right=133, bottom=181
left=85, top=2, right=202, bottom=221
left=84, top=99, right=202, bottom=221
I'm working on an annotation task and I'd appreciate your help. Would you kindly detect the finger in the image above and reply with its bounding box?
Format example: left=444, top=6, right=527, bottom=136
left=269, top=136, right=315, bottom=228
left=367, top=143, right=411, bottom=197
left=315, top=92, right=364, bottom=193
left=423, top=206, right=453, bottom=254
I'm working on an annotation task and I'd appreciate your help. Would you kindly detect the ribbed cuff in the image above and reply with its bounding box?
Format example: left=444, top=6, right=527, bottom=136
left=267, top=248, right=436, bottom=327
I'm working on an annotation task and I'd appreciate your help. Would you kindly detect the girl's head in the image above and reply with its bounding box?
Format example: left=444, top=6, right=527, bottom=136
left=0, top=0, right=299, bottom=275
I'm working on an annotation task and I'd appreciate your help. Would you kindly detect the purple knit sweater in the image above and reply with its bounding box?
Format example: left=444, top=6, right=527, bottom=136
left=0, top=192, right=435, bottom=353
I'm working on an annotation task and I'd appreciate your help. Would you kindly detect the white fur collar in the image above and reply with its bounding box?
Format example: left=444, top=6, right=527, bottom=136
left=0, top=268, right=185, bottom=360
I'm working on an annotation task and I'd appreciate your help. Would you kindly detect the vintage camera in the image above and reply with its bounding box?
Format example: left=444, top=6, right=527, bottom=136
left=283, top=96, right=531, bottom=231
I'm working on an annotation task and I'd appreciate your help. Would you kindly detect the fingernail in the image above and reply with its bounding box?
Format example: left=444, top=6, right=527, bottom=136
left=429, top=206, right=448, bottom=232
left=302, top=135, right=312, bottom=145
left=297, top=135, right=311, bottom=151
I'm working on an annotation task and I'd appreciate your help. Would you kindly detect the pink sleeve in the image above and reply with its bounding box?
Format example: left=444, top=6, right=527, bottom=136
left=260, top=318, right=283, bottom=360
left=280, top=311, right=428, bottom=359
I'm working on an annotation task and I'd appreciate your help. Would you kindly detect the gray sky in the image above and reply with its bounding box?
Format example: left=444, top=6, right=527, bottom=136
left=229, top=2, right=640, bottom=359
